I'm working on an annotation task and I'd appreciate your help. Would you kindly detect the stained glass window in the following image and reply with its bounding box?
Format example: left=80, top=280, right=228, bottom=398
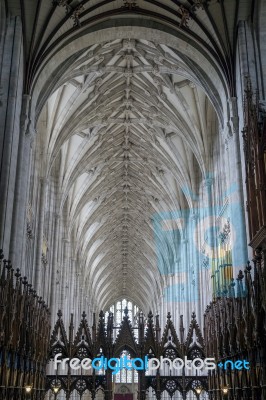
left=114, top=350, right=138, bottom=383
left=104, top=300, right=143, bottom=383
left=105, top=299, right=142, bottom=342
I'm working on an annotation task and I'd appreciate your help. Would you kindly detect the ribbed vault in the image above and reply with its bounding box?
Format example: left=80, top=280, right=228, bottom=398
left=37, top=37, right=218, bottom=311
left=7, top=0, right=252, bottom=313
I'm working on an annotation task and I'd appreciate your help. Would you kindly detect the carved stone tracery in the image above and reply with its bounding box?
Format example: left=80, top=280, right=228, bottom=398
left=0, top=251, right=50, bottom=400
left=205, top=252, right=266, bottom=399
left=243, top=79, right=266, bottom=253
left=47, top=309, right=207, bottom=399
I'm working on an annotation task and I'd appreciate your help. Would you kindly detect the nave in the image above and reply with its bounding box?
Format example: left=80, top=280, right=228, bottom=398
left=0, top=0, right=266, bottom=399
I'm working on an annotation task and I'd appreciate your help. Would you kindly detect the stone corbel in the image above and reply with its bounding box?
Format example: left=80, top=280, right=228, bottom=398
left=25, top=123, right=36, bottom=149
left=20, top=94, right=36, bottom=146
left=20, top=94, right=31, bottom=136
left=227, top=97, right=239, bottom=137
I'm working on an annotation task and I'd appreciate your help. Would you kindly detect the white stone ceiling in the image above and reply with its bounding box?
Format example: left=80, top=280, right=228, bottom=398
left=8, top=0, right=251, bottom=100
left=37, top=38, right=218, bottom=311
left=7, top=0, right=252, bottom=311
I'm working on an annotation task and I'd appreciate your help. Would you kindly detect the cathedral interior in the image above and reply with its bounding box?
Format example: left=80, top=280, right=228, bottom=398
left=0, top=0, right=266, bottom=399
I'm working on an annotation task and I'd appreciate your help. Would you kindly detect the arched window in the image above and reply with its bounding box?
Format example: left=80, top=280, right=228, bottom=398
left=105, top=299, right=141, bottom=342
left=113, top=350, right=138, bottom=383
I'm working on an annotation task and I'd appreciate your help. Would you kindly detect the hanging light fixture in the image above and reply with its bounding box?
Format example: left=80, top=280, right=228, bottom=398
left=52, top=383, right=61, bottom=394
left=25, top=384, right=33, bottom=393
left=195, top=387, right=202, bottom=395
left=222, top=386, right=229, bottom=395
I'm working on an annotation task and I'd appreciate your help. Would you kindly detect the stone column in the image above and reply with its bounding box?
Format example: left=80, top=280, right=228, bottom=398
left=49, top=213, right=60, bottom=323
left=0, top=17, right=23, bottom=257
left=226, top=131, right=248, bottom=275
left=179, top=235, right=189, bottom=327
left=189, top=212, right=203, bottom=326
left=79, top=284, right=85, bottom=317
left=9, top=95, right=34, bottom=274
left=61, top=237, right=70, bottom=323
left=69, top=258, right=76, bottom=319
left=33, top=177, right=49, bottom=294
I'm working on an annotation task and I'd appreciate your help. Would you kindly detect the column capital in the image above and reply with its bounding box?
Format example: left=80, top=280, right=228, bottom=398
left=25, top=125, right=36, bottom=150
left=25, top=121, right=37, bottom=137
left=224, top=96, right=239, bottom=139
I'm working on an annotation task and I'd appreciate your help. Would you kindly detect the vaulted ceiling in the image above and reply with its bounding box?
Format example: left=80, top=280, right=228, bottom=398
left=37, top=38, right=218, bottom=310
left=6, top=0, right=253, bottom=311
left=7, top=0, right=251, bottom=94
